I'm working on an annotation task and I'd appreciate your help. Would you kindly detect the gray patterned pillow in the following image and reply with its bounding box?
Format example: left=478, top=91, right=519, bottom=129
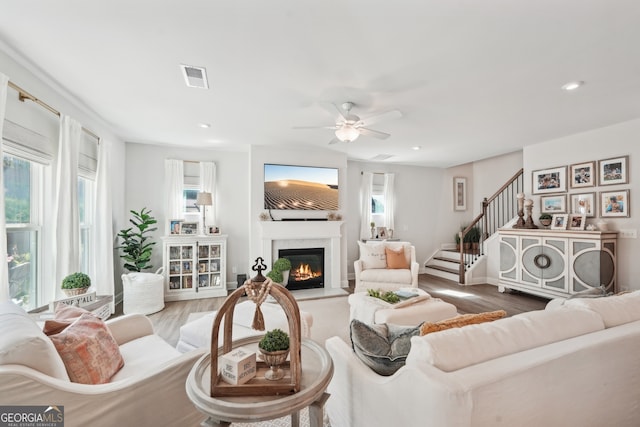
left=350, top=319, right=422, bottom=376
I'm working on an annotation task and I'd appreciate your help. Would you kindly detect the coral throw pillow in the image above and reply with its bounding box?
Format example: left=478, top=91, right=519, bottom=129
left=385, top=246, right=409, bottom=269
left=43, top=303, right=92, bottom=336
left=49, top=313, right=124, bottom=384
left=420, top=310, right=507, bottom=335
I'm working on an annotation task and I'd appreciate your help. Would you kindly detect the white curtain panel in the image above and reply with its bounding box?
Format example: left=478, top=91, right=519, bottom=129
left=200, top=161, right=217, bottom=227
left=92, top=138, right=115, bottom=311
left=383, top=173, right=396, bottom=232
left=360, top=172, right=373, bottom=239
left=53, top=115, right=81, bottom=297
left=0, top=74, right=9, bottom=301
left=164, top=159, right=184, bottom=233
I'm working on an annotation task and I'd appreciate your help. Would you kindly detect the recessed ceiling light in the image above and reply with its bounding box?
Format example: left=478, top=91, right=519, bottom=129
left=561, top=81, right=585, bottom=91
left=412, top=146, right=421, bottom=151
left=199, top=123, right=211, bottom=128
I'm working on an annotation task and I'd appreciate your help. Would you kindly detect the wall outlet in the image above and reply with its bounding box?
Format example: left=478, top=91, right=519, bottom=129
left=619, top=229, right=637, bottom=239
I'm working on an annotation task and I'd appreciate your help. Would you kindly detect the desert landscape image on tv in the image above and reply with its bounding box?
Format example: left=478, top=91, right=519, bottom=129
left=264, top=164, right=339, bottom=210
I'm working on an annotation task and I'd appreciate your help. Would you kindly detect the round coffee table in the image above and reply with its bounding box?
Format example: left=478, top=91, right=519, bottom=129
left=186, top=336, right=333, bottom=427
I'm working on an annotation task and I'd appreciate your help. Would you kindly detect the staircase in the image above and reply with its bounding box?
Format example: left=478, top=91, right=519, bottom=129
left=424, top=168, right=524, bottom=284
left=424, top=249, right=460, bottom=282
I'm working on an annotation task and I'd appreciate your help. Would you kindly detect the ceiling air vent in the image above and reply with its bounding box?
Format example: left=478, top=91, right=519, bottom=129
left=180, top=64, right=209, bottom=89
left=370, top=154, right=394, bottom=161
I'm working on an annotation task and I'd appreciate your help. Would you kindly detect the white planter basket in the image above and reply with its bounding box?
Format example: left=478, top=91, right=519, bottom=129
left=122, top=267, right=165, bottom=315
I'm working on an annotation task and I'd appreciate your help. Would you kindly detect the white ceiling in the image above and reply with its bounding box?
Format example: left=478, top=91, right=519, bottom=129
left=1, top=1, right=639, bottom=167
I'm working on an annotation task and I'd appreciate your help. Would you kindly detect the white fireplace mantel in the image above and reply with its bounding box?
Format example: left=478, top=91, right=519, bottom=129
left=259, top=221, right=344, bottom=289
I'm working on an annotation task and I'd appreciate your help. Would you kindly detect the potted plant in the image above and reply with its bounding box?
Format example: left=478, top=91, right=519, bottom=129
left=117, top=208, right=158, bottom=272
left=258, top=328, right=290, bottom=380
left=370, top=221, right=376, bottom=239
left=539, top=213, right=553, bottom=227
left=266, top=258, right=292, bottom=285
left=61, top=272, right=91, bottom=296
left=454, top=232, right=461, bottom=251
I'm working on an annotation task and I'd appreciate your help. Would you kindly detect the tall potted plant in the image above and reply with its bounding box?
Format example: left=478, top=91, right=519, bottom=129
left=117, top=208, right=158, bottom=272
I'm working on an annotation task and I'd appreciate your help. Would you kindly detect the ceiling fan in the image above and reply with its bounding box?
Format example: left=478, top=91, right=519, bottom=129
left=294, top=102, right=402, bottom=144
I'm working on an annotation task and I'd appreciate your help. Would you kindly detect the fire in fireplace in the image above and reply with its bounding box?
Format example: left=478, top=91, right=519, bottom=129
left=278, top=247, right=324, bottom=290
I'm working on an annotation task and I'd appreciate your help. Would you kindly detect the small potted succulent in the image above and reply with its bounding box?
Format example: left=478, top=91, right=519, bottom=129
left=61, top=272, right=91, bottom=296
left=539, top=213, right=553, bottom=227
left=258, top=328, right=290, bottom=380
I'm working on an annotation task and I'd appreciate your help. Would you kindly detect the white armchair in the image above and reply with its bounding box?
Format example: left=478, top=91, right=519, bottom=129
left=354, top=241, right=419, bottom=293
left=0, top=301, right=205, bottom=427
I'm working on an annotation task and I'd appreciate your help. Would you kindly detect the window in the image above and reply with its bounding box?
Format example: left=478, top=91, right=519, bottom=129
left=78, top=176, right=94, bottom=275
left=371, top=174, right=386, bottom=226
left=183, top=187, right=199, bottom=213
left=4, top=154, right=42, bottom=311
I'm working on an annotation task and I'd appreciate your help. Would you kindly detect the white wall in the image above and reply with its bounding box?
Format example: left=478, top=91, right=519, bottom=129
left=124, top=143, right=250, bottom=287
left=523, top=118, right=640, bottom=291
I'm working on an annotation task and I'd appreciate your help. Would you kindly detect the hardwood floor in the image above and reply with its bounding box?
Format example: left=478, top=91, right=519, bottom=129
left=137, top=274, right=550, bottom=346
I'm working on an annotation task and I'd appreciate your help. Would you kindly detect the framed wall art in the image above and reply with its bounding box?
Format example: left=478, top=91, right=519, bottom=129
left=551, top=214, right=568, bottom=230
left=570, top=192, right=596, bottom=217
left=453, top=177, right=467, bottom=211
left=598, top=155, right=629, bottom=186
left=540, top=194, right=566, bottom=213
left=600, top=189, right=630, bottom=218
left=568, top=214, right=586, bottom=230
left=569, top=161, right=596, bottom=188
left=532, top=166, right=567, bottom=194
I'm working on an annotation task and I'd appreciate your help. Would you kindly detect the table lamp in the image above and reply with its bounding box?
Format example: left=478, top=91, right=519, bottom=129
left=196, top=192, right=213, bottom=233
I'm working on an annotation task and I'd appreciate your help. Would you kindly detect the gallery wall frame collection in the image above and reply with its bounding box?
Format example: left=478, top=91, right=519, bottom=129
left=533, top=154, right=630, bottom=220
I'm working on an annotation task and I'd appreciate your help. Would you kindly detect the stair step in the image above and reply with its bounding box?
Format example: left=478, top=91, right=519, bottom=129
left=433, top=256, right=460, bottom=265
left=425, top=264, right=459, bottom=275
left=423, top=266, right=460, bottom=283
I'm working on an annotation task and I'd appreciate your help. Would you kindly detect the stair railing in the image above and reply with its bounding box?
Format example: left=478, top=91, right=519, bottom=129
left=458, top=168, right=523, bottom=284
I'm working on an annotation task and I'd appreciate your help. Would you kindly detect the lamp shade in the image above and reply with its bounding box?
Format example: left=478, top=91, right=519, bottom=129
left=196, top=192, right=213, bottom=206
left=335, top=125, right=360, bottom=143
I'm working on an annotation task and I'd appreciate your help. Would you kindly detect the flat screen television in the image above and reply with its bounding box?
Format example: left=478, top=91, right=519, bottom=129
left=264, top=163, right=339, bottom=210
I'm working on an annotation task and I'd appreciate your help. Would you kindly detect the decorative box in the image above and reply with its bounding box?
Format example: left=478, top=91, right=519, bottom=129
left=220, top=346, right=257, bottom=385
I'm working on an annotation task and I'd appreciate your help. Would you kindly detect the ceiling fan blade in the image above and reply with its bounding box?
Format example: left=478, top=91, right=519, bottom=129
left=292, top=125, right=337, bottom=130
left=318, top=102, right=348, bottom=121
left=328, top=138, right=340, bottom=145
left=360, top=110, right=402, bottom=126
left=359, top=127, right=390, bottom=139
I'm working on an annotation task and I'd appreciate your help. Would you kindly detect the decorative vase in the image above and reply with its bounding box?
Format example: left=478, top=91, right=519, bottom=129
left=62, top=287, right=89, bottom=297
left=259, top=348, right=290, bottom=380
left=281, top=270, right=290, bottom=287
left=370, top=227, right=376, bottom=239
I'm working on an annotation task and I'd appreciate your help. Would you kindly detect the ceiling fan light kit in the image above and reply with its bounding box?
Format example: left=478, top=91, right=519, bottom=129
left=294, top=100, right=402, bottom=144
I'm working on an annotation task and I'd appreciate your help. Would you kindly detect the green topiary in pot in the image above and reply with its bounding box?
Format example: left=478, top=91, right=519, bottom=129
left=61, top=272, right=91, bottom=296
left=259, top=328, right=290, bottom=352
left=266, top=258, right=292, bottom=283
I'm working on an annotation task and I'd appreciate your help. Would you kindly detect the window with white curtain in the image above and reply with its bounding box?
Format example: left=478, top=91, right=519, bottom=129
left=371, top=173, right=386, bottom=226
left=78, top=175, right=94, bottom=276
left=183, top=161, right=200, bottom=213
left=4, top=152, right=44, bottom=311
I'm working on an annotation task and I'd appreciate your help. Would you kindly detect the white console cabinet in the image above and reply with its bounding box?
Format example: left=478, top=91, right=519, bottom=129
left=162, top=234, right=227, bottom=301
left=498, top=229, right=617, bottom=299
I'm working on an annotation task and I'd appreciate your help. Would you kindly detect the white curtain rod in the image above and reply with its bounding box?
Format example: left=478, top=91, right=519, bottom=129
left=7, top=81, right=100, bottom=142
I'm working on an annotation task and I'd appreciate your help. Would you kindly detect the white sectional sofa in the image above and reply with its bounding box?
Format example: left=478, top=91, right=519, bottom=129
left=325, top=291, right=640, bottom=427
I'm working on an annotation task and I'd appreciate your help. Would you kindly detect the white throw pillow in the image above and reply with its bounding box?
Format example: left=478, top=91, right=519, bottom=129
left=357, top=242, right=387, bottom=269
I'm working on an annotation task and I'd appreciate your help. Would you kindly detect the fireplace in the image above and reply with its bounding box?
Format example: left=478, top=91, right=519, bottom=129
left=278, top=248, right=324, bottom=290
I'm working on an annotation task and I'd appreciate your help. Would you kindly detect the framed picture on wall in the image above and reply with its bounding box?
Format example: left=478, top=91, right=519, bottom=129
left=598, top=155, right=629, bottom=186
left=570, top=192, right=596, bottom=217
left=453, top=177, right=467, bottom=211
left=540, top=194, right=566, bottom=213
left=532, top=166, right=567, bottom=194
left=569, top=161, right=596, bottom=188
left=600, top=189, right=630, bottom=218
